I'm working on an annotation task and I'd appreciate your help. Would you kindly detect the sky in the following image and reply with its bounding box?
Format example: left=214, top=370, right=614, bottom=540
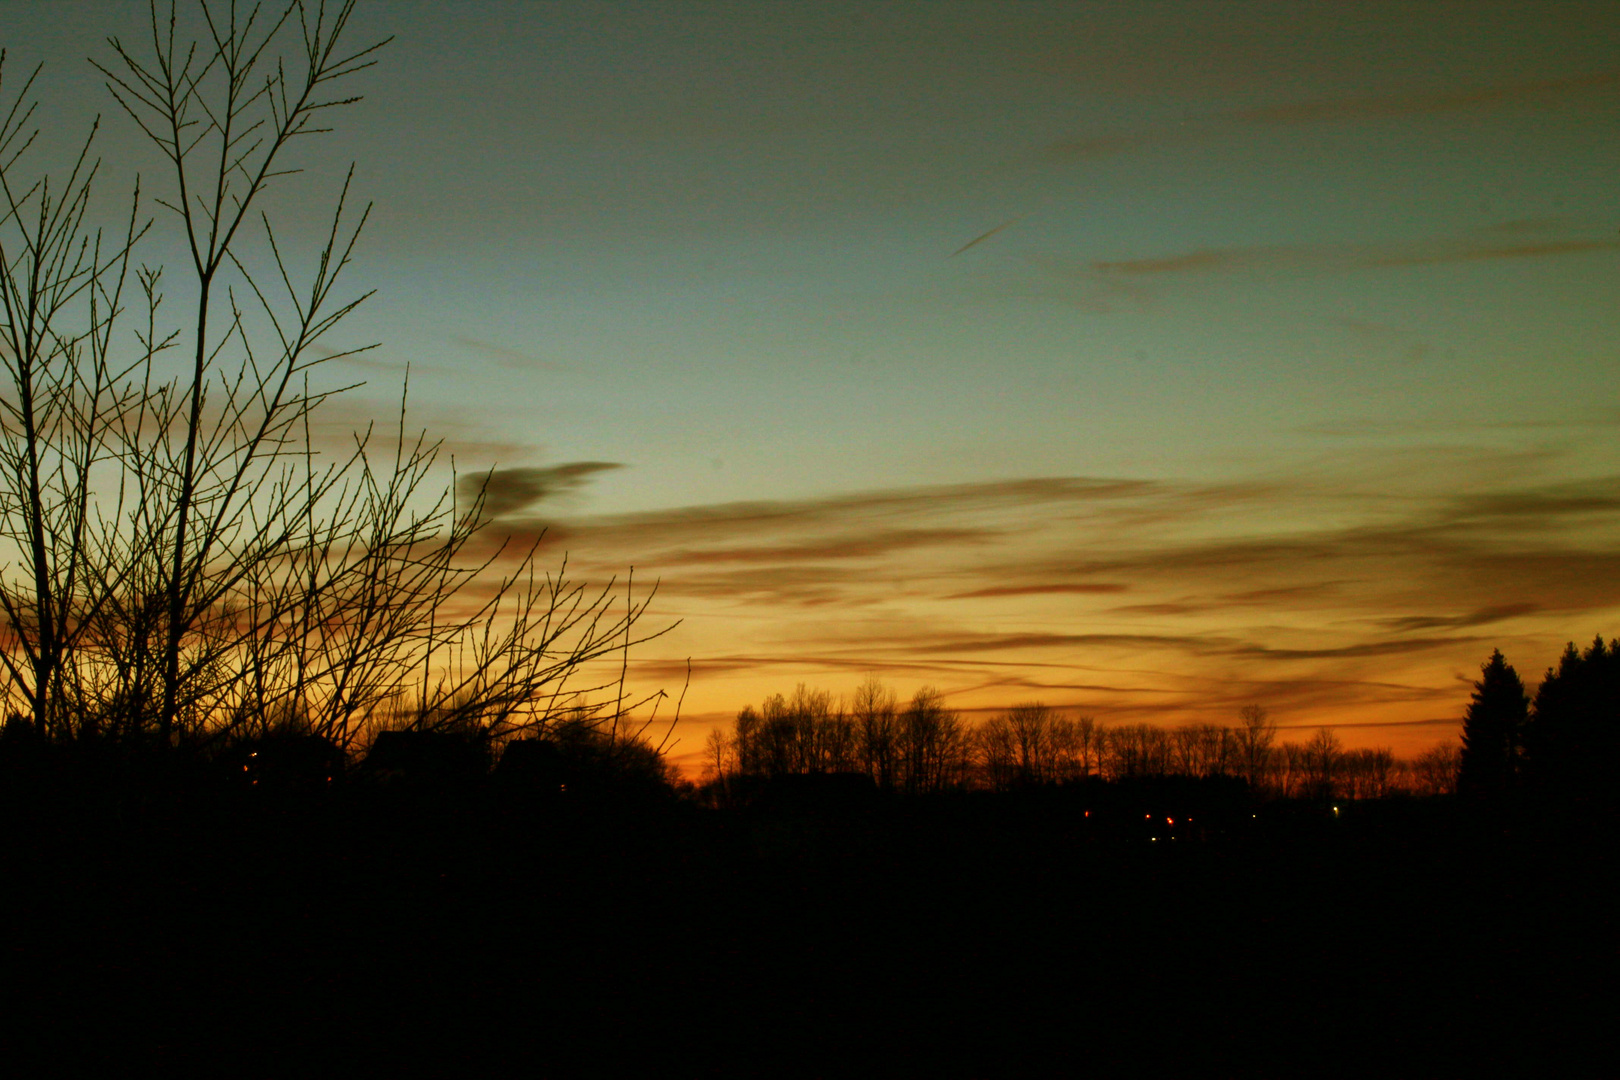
left=4, top=1, right=1619, bottom=772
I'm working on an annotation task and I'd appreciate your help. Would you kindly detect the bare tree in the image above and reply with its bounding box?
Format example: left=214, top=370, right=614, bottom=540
left=1169, top=723, right=1232, bottom=778
left=1339, top=748, right=1395, bottom=800
left=1007, top=702, right=1055, bottom=785
left=732, top=705, right=761, bottom=777
left=1411, top=740, right=1461, bottom=797
left=897, top=687, right=968, bottom=794
left=1235, top=705, right=1277, bottom=792
left=852, top=675, right=899, bottom=790
left=973, top=712, right=1017, bottom=790
left=1302, top=728, right=1342, bottom=801
left=1046, top=714, right=1082, bottom=783
left=0, top=2, right=666, bottom=759
left=1074, top=715, right=1103, bottom=779
left=1106, top=723, right=1171, bottom=779
left=701, top=726, right=731, bottom=783
left=1278, top=741, right=1307, bottom=799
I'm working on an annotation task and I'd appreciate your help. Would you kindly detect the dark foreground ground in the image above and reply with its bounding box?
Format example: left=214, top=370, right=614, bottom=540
left=2, top=769, right=1613, bottom=1076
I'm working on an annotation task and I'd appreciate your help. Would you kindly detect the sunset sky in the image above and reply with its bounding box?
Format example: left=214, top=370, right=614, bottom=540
left=7, top=1, right=1619, bottom=771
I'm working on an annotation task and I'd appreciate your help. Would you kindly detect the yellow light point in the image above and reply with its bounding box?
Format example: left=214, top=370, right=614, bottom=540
left=1167, top=817, right=1173, bottom=825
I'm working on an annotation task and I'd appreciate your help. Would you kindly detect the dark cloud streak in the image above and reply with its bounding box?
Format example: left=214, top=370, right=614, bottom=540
left=458, top=463, right=623, bottom=519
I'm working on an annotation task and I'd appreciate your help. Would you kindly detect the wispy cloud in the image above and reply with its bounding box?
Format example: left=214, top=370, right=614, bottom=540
left=1230, top=70, right=1620, bottom=126
left=1030, top=222, right=1620, bottom=310
left=499, top=475, right=1159, bottom=556
left=1297, top=411, right=1620, bottom=438
left=651, top=527, right=995, bottom=567
left=1377, top=603, right=1541, bottom=632
left=1088, top=233, right=1620, bottom=281
left=1228, top=636, right=1482, bottom=661
left=1369, top=239, right=1620, bottom=268
left=452, top=335, right=564, bottom=371
left=897, top=631, right=1225, bottom=656
left=1045, top=69, right=1620, bottom=162
left=950, top=583, right=1129, bottom=599
left=525, top=460, right=1620, bottom=752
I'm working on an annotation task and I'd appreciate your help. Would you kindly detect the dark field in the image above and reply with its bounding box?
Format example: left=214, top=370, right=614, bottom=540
left=3, top=766, right=1612, bottom=1076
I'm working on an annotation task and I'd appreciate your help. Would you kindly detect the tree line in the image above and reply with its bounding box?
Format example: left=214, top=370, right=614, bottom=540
left=703, top=678, right=1463, bottom=800
left=1460, top=636, right=1619, bottom=805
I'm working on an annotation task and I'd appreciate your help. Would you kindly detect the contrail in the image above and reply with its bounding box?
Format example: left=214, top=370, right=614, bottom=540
left=949, top=216, right=1027, bottom=258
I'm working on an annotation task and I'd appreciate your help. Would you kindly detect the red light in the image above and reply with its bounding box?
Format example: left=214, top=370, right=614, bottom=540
left=1167, top=817, right=1174, bottom=825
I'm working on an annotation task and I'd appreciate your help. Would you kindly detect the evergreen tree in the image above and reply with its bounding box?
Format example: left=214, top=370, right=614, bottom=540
left=1458, top=650, right=1528, bottom=800
left=1527, top=636, right=1620, bottom=803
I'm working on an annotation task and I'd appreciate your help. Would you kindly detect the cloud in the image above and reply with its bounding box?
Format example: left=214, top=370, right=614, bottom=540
left=1034, top=224, right=1620, bottom=310
left=1110, top=602, right=1203, bottom=616
left=1087, top=233, right=1619, bottom=281
left=1092, top=249, right=1247, bottom=276
left=310, top=391, right=539, bottom=463
left=497, top=475, right=1159, bottom=554
left=452, top=335, right=563, bottom=371
left=1306, top=717, right=1464, bottom=731
left=1369, top=239, right=1620, bottom=268
left=310, top=343, right=429, bottom=375
left=526, top=469, right=1620, bottom=625
left=1229, top=70, right=1620, bottom=126
left=485, top=464, right=1620, bottom=752
left=1227, top=636, right=1483, bottom=661
left=1044, top=69, right=1620, bottom=163
left=1218, top=584, right=1345, bottom=605
left=649, top=566, right=879, bottom=606
left=897, top=631, right=1225, bottom=656
left=1377, top=603, right=1541, bottom=632
left=949, top=583, right=1128, bottom=599
left=457, top=462, right=623, bottom=518
left=1296, top=410, right=1620, bottom=437
left=652, top=527, right=996, bottom=567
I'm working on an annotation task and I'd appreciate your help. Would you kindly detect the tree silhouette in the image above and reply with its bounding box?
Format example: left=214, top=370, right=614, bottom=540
left=1411, top=740, right=1459, bottom=796
left=0, top=2, right=663, bottom=761
left=897, top=687, right=968, bottom=793
left=1235, top=705, right=1276, bottom=792
left=1526, top=636, right=1619, bottom=803
left=1458, top=649, right=1528, bottom=801
left=1302, top=728, right=1341, bottom=801
left=852, top=675, right=900, bottom=790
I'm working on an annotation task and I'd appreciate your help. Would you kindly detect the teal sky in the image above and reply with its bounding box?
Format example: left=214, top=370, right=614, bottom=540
left=5, top=1, right=1619, bottom=767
